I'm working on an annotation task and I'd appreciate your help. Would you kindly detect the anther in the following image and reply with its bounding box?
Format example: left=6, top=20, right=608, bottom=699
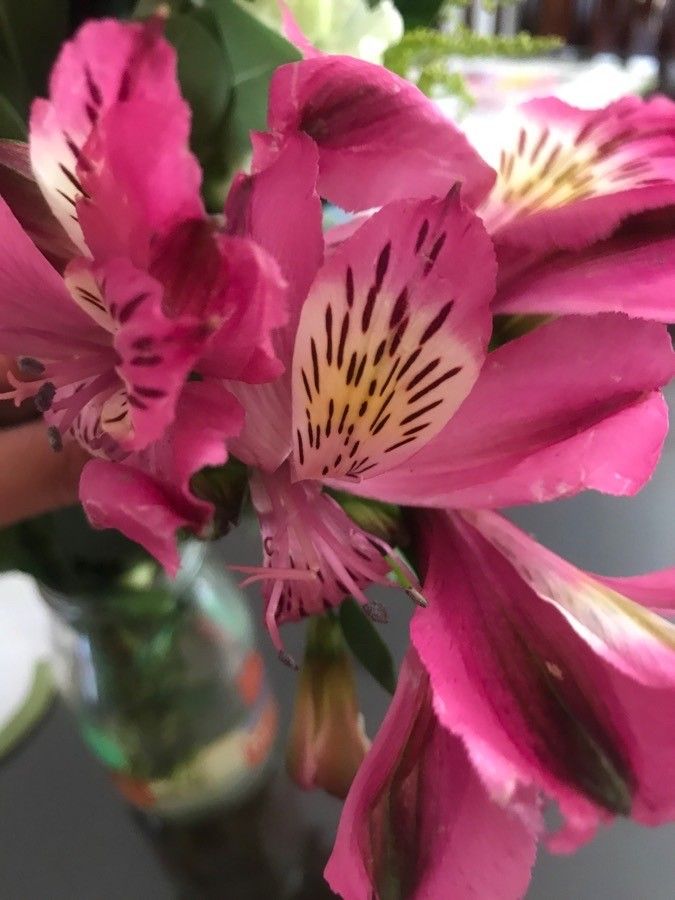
left=363, top=600, right=389, bottom=624
left=406, top=587, right=428, bottom=608
left=47, top=427, right=63, bottom=452
left=35, top=382, right=56, bottom=412
left=278, top=649, right=299, bottom=671
left=17, top=357, right=45, bottom=376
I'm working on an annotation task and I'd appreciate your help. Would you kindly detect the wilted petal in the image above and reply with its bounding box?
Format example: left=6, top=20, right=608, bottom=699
left=291, top=189, right=494, bottom=482
left=325, top=648, right=538, bottom=900
left=141, top=380, right=244, bottom=511
left=226, top=133, right=323, bottom=352
left=199, top=236, right=288, bottom=384
left=267, top=56, right=495, bottom=211
left=355, top=315, right=674, bottom=508
left=480, top=95, right=675, bottom=251
left=80, top=458, right=189, bottom=573
left=30, top=17, right=190, bottom=253
left=412, top=510, right=675, bottom=851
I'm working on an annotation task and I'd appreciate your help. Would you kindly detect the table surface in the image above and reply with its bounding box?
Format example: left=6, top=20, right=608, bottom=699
left=1, top=388, right=674, bottom=899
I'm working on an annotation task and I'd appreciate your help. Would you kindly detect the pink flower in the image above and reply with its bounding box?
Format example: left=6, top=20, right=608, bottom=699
left=219, top=126, right=673, bottom=653
left=34, top=33, right=671, bottom=658
left=477, top=96, right=675, bottom=322
left=325, top=647, right=539, bottom=899
left=413, top=509, right=675, bottom=854
left=224, top=136, right=494, bottom=650
left=479, top=96, right=675, bottom=250
left=326, top=512, right=675, bottom=899
left=0, top=19, right=287, bottom=567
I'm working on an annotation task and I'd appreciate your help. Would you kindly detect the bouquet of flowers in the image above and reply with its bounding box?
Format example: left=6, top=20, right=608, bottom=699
left=0, top=1, right=674, bottom=897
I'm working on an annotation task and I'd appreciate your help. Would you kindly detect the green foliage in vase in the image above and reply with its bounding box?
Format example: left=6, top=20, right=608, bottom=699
left=0, top=504, right=152, bottom=594
left=79, top=589, right=224, bottom=782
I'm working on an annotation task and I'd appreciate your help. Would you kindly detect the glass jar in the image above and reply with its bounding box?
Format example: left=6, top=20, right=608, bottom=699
left=43, top=542, right=278, bottom=821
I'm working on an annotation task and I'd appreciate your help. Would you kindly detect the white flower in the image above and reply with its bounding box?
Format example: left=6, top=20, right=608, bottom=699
left=239, top=0, right=404, bottom=64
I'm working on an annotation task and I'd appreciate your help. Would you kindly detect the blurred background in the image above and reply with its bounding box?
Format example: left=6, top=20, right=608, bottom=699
left=0, top=0, right=673, bottom=897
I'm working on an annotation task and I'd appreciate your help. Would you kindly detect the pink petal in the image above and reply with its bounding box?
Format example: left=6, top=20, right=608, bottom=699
left=80, top=458, right=187, bottom=574
left=355, top=315, right=674, bottom=507
left=149, top=220, right=288, bottom=384
left=291, top=189, right=495, bottom=483
left=494, top=228, right=675, bottom=322
left=197, top=235, right=288, bottom=384
left=0, top=140, right=76, bottom=266
left=67, top=257, right=210, bottom=451
left=267, top=56, right=495, bottom=211
left=0, top=195, right=98, bottom=358
left=481, top=95, right=675, bottom=252
left=595, top=569, right=675, bottom=617
left=30, top=17, right=189, bottom=253
left=465, top=510, right=675, bottom=689
left=225, top=376, right=296, bottom=472
left=81, top=381, right=243, bottom=573
left=225, top=133, right=322, bottom=349
left=141, top=380, right=244, bottom=510
left=76, top=98, right=203, bottom=267
left=223, top=134, right=323, bottom=470
left=325, top=648, right=538, bottom=900
left=412, top=510, right=675, bottom=852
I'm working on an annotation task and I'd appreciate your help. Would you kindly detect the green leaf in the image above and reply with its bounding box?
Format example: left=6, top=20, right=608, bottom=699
left=394, top=0, right=446, bottom=29
left=164, top=9, right=233, bottom=161
left=330, top=491, right=408, bottom=547
left=339, top=599, right=397, bottom=695
left=0, top=92, right=26, bottom=138
left=0, top=0, right=68, bottom=108
left=202, top=0, right=300, bottom=191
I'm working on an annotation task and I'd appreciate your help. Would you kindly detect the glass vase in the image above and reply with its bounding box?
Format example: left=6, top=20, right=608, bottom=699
left=42, top=541, right=278, bottom=821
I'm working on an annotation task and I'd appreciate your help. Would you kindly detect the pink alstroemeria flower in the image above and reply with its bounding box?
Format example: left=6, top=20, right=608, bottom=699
left=476, top=96, right=675, bottom=322
left=0, top=19, right=286, bottom=569
left=214, top=112, right=674, bottom=653
left=326, top=512, right=675, bottom=899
